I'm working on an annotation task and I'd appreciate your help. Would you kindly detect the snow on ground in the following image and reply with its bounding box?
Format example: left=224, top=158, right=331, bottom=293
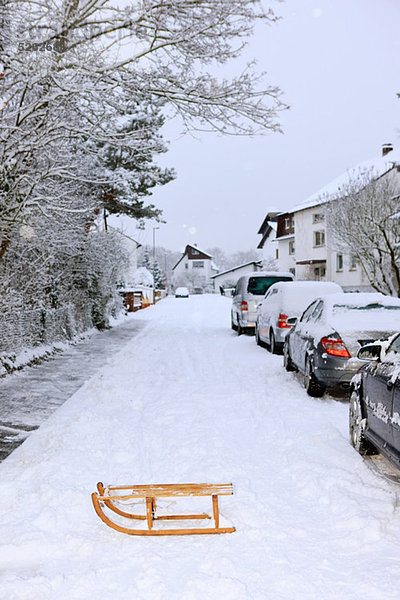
left=1, top=295, right=400, bottom=599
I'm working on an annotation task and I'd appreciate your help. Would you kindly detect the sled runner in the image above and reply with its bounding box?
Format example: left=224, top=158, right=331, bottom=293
left=92, top=481, right=236, bottom=536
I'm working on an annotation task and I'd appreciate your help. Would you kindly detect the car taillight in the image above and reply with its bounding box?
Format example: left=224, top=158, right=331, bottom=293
left=320, top=337, right=350, bottom=358
left=277, top=313, right=290, bottom=328
left=241, top=301, right=248, bottom=312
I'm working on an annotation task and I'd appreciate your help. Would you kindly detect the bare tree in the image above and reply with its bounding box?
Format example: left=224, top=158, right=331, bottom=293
left=325, top=168, right=400, bottom=296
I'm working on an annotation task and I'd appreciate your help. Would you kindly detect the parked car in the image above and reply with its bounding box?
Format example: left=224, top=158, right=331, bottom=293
left=283, top=292, right=400, bottom=396
left=175, top=287, right=189, bottom=298
left=349, top=332, right=400, bottom=469
left=231, top=271, right=294, bottom=335
left=255, top=281, right=342, bottom=354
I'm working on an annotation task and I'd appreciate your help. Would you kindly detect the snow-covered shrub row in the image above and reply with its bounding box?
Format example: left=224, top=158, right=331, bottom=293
left=0, top=304, right=94, bottom=375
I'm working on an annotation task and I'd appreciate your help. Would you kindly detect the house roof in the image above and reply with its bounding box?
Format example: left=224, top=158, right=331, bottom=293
left=291, top=149, right=400, bottom=214
left=257, top=222, right=277, bottom=249
left=257, top=212, right=279, bottom=235
left=172, top=244, right=213, bottom=270
left=210, top=261, right=263, bottom=279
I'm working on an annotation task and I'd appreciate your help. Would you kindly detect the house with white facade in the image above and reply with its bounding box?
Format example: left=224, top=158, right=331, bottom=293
left=273, top=211, right=296, bottom=276
left=274, top=145, right=400, bottom=289
left=172, top=244, right=219, bottom=291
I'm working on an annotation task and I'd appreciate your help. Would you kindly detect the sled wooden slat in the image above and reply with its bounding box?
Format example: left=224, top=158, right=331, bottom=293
left=105, top=482, right=234, bottom=499
left=92, top=481, right=235, bottom=536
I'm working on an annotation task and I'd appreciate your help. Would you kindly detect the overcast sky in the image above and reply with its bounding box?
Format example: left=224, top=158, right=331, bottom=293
left=110, top=0, right=400, bottom=255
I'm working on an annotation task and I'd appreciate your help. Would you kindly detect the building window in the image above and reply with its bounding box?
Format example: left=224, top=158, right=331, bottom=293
left=336, top=253, right=343, bottom=272
left=284, top=217, right=294, bottom=230
left=185, top=263, right=188, bottom=269
left=289, top=240, right=295, bottom=255
left=313, top=230, right=325, bottom=247
left=289, top=268, right=296, bottom=276
left=349, top=255, right=357, bottom=270
left=192, top=261, right=204, bottom=268
left=276, top=248, right=279, bottom=260
left=313, top=213, right=324, bottom=224
left=192, top=249, right=199, bottom=256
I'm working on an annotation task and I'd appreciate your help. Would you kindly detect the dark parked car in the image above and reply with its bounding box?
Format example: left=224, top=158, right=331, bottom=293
left=349, top=333, right=400, bottom=468
left=283, top=292, right=400, bottom=397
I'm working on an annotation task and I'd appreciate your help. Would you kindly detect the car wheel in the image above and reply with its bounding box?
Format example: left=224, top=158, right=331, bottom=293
left=237, top=319, right=243, bottom=336
left=304, top=356, right=325, bottom=397
left=255, top=323, right=262, bottom=346
left=283, top=341, right=296, bottom=371
left=349, top=386, right=376, bottom=455
left=231, top=315, right=238, bottom=331
left=270, top=330, right=279, bottom=355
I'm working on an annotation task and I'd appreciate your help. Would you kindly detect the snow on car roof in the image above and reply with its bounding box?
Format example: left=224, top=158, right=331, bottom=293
left=267, top=281, right=342, bottom=315
left=246, top=271, right=294, bottom=278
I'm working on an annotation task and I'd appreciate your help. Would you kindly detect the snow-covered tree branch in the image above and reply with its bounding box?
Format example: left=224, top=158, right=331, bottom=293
left=325, top=168, right=400, bottom=297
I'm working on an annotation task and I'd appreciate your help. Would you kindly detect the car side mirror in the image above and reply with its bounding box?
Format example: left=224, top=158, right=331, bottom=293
left=357, top=344, right=383, bottom=361
left=287, top=317, right=298, bottom=326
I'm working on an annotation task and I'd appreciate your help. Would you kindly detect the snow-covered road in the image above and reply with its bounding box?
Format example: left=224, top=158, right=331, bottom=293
left=1, top=295, right=400, bottom=599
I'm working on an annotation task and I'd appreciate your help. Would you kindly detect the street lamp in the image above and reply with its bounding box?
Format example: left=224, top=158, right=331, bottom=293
left=152, top=226, right=160, bottom=303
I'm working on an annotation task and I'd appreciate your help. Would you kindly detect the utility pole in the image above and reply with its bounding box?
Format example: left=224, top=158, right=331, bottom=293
left=152, top=226, right=159, bottom=303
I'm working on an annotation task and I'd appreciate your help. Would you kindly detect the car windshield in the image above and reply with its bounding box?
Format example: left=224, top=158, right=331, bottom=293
left=247, top=276, right=292, bottom=296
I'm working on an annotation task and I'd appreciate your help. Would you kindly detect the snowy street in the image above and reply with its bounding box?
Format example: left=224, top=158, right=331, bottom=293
left=1, top=295, right=400, bottom=599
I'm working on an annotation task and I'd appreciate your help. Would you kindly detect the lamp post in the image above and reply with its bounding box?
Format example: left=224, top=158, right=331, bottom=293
left=152, top=226, right=160, bottom=303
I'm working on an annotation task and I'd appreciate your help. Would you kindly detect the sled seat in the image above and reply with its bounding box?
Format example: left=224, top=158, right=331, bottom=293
left=92, top=481, right=235, bottom=536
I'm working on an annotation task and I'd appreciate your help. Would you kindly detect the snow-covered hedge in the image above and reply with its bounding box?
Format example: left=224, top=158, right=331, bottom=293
left=0, top=304, right=93, bottom=375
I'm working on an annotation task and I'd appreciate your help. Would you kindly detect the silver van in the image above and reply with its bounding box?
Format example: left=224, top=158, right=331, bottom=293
left=255, top=280, right=342, bottom=353
left=231, top=271, right=294, bottom=335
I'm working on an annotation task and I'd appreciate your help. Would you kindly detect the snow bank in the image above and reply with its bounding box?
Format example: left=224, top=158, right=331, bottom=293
left=1, top=295, right=400, bottom=599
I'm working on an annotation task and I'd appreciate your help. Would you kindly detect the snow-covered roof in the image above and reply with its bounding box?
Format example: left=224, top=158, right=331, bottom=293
left=131, top=266, right=154, bottom=287
left=172, top=244, right=214, bottom=270
left=292, top=149, right=400, bottom=213
left=186, top=244, right=213, bottom=258
left=210, top=261, right=263, bottom=279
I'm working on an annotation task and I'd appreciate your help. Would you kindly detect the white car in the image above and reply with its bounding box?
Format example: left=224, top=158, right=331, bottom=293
left=256, top=280, right=342, bottom=354
left=175, top=287, right=189, bottom=298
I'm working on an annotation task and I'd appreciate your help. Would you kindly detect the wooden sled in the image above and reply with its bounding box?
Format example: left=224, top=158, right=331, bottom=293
left=92, top=481, right=236, bottom=536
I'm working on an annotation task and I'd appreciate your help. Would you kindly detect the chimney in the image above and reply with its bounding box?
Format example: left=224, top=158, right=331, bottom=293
left=382, top=143, right=393, bottom=157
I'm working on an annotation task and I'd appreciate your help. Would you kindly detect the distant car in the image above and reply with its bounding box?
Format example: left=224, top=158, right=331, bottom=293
left=283, top=292, right=400, bottom=397
left=231, top=271, right=294, bottom=335
left=256, top=281, right=342, bottom=354
left=175, top=287, right=189, bottom=298
left=349, top=333, right=400, bottom=469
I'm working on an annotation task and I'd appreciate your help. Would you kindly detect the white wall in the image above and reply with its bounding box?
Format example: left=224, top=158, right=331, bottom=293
left=276, top=238, right=296, bottom=275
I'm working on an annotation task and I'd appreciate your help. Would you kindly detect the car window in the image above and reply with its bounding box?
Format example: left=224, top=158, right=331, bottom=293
left=387, top=334, right=400, bottom=356
left=310, top=300, right=324, bottom=322
left=300, top=300, right=319, bottom=322
left=247, top=276, right=293, bottom=296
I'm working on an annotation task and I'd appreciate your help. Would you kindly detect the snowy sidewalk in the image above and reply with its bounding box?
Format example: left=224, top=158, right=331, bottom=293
left=0, top=317, right=146, bottom=461
left=1, top=295, right=400, bottom=599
